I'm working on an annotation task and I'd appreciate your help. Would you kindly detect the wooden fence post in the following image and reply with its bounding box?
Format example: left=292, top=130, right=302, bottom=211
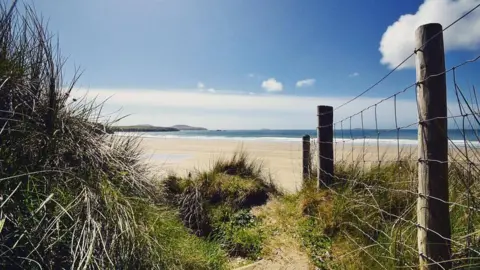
left=302, top=134, right=311, bottom=180
left=317, top=105, right=334, bottom=188
left=415, top=23, right=452, bottom=269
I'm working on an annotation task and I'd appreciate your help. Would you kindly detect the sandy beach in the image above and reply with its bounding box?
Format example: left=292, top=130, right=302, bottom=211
left=139, top=137, right=418, bottom=193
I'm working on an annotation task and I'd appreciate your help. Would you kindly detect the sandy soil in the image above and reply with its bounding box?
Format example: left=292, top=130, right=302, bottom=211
left=138, top=137, right=416, bottom=193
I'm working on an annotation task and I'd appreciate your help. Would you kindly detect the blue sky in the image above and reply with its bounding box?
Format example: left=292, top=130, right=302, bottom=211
left=36, top=0, right=480, bottom=129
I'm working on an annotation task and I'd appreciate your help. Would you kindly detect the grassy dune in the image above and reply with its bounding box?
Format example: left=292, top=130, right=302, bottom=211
left=0, top=3, right=226, bottom=269
left=0, top=4, right=277, bottom=267
left=163, top=151, right=279, bottom=261
left=3, top=2, right=479, bottom=270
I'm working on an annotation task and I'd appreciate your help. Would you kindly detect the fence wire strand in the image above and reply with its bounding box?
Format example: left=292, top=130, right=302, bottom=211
left=331, top=2, right=480, bottom=113
left=303, top=38, right=480, bottom=269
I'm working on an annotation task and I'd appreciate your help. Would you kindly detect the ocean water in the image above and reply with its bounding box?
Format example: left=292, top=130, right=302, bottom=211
left=117, top=129, right=480, bottom=147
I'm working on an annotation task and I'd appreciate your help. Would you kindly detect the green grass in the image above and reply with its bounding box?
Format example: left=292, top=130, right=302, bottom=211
left=163, top=151, right=278, bottom=260
left=211, top=208, right=265, bottom=259
left=292, top=158, right=480, bottom=269
left=0, top=3, right=227, bottom=269
left=126, top=195, right=228, bottom=269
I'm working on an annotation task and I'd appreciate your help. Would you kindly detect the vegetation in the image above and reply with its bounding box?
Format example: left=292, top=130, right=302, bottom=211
left=0, top=4, right=281, bottom=268
left=291, top=158, right=480, bottom=269
left=0, top=3, right=226, bottom=269
left=163, top=151, right=278, bottom=260
left=4, top=2, right=479, bottom=270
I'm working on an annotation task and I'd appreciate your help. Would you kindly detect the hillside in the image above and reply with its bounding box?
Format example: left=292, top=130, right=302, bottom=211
left=171, top=125, right=207, bottom=131
left=112, top=124, right=208, bottom=132
left=112, top=125, right=179, bottom=132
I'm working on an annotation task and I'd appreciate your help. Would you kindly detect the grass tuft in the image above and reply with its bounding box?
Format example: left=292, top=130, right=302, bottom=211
left=163, top=151, right=278, bottom=259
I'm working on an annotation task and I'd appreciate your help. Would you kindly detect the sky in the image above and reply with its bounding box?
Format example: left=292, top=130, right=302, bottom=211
left=35, top=0, right=480, bottom=129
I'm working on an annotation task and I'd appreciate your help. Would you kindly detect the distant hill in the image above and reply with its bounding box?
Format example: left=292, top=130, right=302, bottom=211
left=171, top=125, right=207, bottom=131
left=111, top=124, right=207, bottom=132
left=111, top=125, right=179, bottom=132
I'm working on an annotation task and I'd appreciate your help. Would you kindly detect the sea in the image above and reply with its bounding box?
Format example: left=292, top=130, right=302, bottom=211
left=117, top=129, right=480, bottom=147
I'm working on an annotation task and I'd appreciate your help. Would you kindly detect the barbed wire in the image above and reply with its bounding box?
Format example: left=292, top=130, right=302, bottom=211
left=305, top=11, right=480, bottom=267
left=315, top=53, right=480, bottom=130
left=330, top=2, right=480, bottom=113
left=315, top=168, right=480, bottom=255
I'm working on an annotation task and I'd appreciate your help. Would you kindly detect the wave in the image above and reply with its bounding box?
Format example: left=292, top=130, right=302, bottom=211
left=114, top=132, right=480, bottom=147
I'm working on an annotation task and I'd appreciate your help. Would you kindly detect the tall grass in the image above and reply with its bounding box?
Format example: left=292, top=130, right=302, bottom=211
left=297, top=156, right=480, bottom=269
left=0, top=2, right=226, bottom=269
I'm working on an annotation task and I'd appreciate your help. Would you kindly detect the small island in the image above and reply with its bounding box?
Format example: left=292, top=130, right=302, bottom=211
left=171, top=125, right=208, bottom=131
left=111, top=124, right=207, bottom=133
left=111, top=125, right=179, bottom=132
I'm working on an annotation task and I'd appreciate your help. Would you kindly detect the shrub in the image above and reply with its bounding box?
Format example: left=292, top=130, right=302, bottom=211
left=163, top=151, right=277, bottom=259
left=163, top=151, right=278, bottom=227
left=212, top=209, right=265, bottom=259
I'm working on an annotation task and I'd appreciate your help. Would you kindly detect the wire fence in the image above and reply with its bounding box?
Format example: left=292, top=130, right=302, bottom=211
left=303, top=7, right=480, bottom=269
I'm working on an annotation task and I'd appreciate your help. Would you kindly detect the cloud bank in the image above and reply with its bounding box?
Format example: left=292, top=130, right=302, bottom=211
left=379, top=0, right=480, bottom=69
left=69, top=87, right=450, bottom=130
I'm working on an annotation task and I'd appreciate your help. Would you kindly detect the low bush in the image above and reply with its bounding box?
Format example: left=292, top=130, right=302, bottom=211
left=163, top=151, right=278, bottom=259
left=212, top=209, right=265, bottom=259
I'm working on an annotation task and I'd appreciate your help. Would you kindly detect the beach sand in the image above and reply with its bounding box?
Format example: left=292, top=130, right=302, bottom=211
left=139, top=137, right=418, bottom=193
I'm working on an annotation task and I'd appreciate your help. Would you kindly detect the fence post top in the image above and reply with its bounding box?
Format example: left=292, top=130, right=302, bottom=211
left=317, top=105, right=333, bottom=115
left=302, top=134, right=310, bottom=139
left=415, top=23, right=443, bottom=33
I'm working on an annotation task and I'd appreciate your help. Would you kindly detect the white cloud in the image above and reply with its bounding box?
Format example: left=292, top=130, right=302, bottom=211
left=261, top=78, right=283, bottom=92
left=197, top=82, right=205, bottom=89
left=349, top=72, right=360, bottom=77
left=380, top=0, right=480, bottom=69
left=248, top=73, right=255, bottom=78
left=295, top=78, right=316, bottom=88
left=207, top=88, right=216, bottom=93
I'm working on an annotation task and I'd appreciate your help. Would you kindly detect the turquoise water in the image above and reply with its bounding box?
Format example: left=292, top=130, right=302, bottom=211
left=118, top=129, right=480, bottom=146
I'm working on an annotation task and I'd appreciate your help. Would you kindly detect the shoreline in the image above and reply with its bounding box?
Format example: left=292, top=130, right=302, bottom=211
left=137, top=137, right=419, bottom=193
left=136, top=136, right=478, bottom=193
left=117, top=132, right=480, bottom=148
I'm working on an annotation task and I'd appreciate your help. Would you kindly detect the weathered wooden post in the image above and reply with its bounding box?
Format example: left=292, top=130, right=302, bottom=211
left=317, top=105, right=334, bottom=188
left=415, top=23, right=452, bottom=269
left=302, top=134, right=311, bottom=180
